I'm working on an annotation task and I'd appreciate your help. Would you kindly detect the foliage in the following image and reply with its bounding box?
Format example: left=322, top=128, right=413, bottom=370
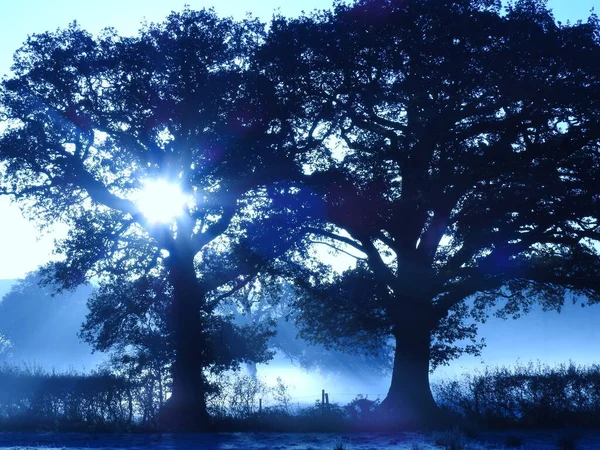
left=0, top=364, right=134, bottom=431
left=0, top=7, right=308, bottom=422
left=80, top=273, right=276, bottom=395
left=220, top=277, right=394, bottom=377
left=0, top=361, right=597, bottom=432
left=433, top=426, right=468, bottom=450
left=344, top=395, right=380, bottom=422
left=332, top=439, right=348, bottom=450
left=0, top=7, right=305, bottom=288
left=258, top=0, right=600, bottom=414
left=503, top=433, right=523, bottom=448
left=556, top=430, right=580, bottom=450
left=2, top=0, right=600, bottom=426
left=271, top=376, right=293, bottom=413
left=223, top=374, right=268, bottom=419
left=432, top=362, right=600, bottom=429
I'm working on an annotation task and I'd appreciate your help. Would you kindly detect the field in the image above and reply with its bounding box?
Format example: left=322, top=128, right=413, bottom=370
left=0, top=430, right=600, bottom=450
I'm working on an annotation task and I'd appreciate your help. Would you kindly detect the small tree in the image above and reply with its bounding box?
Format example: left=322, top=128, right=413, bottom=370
left=80, top=272, right=275, bottom=424
left=261, top=0, right=600, bottom=425
left=223, top=278, right=394, bottom=377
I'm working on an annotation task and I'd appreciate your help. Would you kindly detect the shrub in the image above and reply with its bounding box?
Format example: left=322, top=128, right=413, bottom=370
left=433, top=362, right=600, bottom=429
left=0, top=364, right=133, bottom=431
left=556, top=430, right=580, bottom=450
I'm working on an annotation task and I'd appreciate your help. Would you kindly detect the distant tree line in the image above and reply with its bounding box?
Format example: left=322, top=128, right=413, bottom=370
left=0, top=0, right=599, bottom=429
left=0, top=274, right=95, bottom=367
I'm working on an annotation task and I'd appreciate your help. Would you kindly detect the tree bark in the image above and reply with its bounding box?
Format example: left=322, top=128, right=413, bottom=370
left=381, top=322, right=441, bottom=429
left=161, top=248, right=211, bottom=430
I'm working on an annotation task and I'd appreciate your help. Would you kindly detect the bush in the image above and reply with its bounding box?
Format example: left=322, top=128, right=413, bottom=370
left=504, top=433, right=523, bottom=447
left=433, top=361, right=600, bottom=429
left=2, top=361, right=598, bottom=432
left=0, top=364, right=133, bottom=431
left=556, top=429, right=580, bottom=450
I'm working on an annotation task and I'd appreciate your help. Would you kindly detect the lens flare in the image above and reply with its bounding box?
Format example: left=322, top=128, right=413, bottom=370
left=134, top=179, right=188, bottom=224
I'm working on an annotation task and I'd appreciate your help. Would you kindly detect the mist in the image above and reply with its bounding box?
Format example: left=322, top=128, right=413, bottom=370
left=0, top=274, right=393, bottom=403
left=0, top=276, right=105, bottom=372
left=1, top=274, right=598, bottom=407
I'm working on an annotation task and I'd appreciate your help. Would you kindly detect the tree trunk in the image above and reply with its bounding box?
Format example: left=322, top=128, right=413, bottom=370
left=381, top=323, right=441, bottom=429
left=244, top=361, right=257, bottom=379
left=161, top=249, right=211, bottom=430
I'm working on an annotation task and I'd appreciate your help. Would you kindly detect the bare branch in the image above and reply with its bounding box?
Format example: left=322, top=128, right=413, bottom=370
left=304, top=226, right=366, bottom=254
left=308, top=239, right=367, bottom=260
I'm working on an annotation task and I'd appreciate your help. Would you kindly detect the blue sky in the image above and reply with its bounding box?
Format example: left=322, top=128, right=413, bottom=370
left=0, top=0, right=599, bottom=377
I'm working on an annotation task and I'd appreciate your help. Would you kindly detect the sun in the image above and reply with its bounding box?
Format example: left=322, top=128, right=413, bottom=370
left=134, top=179, right=189, bottom=224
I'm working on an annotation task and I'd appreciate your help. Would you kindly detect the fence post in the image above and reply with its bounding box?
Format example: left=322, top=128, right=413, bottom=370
left=259, top=398, right=262, bottom=414
left=322, top=389, right=325, bottom=413
left=325, top=392, right=329, bottom=407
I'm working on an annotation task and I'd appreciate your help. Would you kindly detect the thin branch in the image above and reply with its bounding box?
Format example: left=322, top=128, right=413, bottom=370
left=192, top=201, right=237, bottom=250
left=208, top=275, right=255, bottom=310
left=376, top=231, right=398, bottom=254
left=360, top=237, right=398, bottom=289
left=309, top=240, right=367, bottom=260
left=304, top=226, right=366, bottom=254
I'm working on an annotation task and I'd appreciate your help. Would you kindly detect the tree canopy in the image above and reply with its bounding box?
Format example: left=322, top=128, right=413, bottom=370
left=0, top=9, right=298, bottom=284
left=258, top=0, right=600, bottom=424
left=0, top=8, right=308, bottom=427
left=80, top=272, right=275, bottom=390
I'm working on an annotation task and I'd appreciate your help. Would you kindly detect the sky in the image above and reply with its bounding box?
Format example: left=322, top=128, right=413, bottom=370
left=0, top=0, right=337, bottom=280
left=0, top=0, right=599, bottom=383
left=0, top=0, right=597, bottom=279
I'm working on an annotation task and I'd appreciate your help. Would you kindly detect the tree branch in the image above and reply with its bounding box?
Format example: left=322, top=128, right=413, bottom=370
left=192, top=201, right=237, bottom=250
left=304, top=227, right=366, bottom=254
left=308, top=239, right=367, bottom=260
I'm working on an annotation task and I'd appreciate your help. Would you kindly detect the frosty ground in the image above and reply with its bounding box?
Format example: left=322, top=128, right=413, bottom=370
left=0, top=430, right=599, bottom=450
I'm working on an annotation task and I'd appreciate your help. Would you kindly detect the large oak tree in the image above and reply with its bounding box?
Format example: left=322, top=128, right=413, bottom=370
left=0, top=9, right=304, bottom=428
left=261, top=0, right=600, bottom=425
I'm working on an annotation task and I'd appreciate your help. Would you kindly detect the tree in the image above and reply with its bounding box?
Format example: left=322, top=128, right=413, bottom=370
left=261, top=0, right=600, bottom=425
left=0, top=9, right=303, bottom=428
left=220, top=276, right=394, bottom=378
left=0, top=273, right=95, bottom=366
left=80, top=272, right=275, bottom=423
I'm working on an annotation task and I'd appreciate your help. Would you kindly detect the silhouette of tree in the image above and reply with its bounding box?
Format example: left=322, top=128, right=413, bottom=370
left=0, top=273, right=94, bottom=365
left=80, top=272, right=275, bottom=420
left=0, top=280, right=14, bottom=300
left=260, top=0, right=600, bottom=425
left=221, top=277, right=393, bottom=378
left=0, top=9, right=305, bottom=428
